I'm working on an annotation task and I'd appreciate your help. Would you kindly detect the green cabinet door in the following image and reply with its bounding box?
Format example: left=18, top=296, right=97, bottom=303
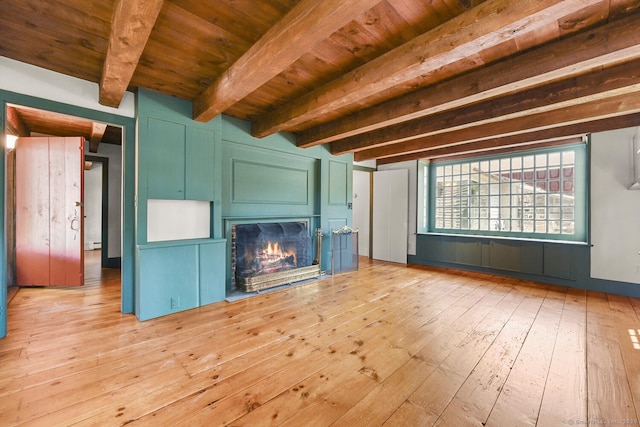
left=146, top=118, right=186, bottom=199
left=186, top=128, right=215, bottom=200
left=199, top=240, right=226, bottom=305
left=144, top=119, right=216, bottom=201
left=137, top=244, right=199, bottom=321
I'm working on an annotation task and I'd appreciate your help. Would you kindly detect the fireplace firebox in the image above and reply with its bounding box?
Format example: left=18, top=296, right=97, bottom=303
left=233, top=222, right=321, bottom=292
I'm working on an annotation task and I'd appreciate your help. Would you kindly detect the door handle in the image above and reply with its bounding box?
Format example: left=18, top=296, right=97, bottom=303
left=70, top=218, right=79, bottom=231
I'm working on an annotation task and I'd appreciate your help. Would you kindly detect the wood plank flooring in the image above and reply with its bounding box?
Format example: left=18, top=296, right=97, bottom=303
left=2, top=255, right=640, bottom=426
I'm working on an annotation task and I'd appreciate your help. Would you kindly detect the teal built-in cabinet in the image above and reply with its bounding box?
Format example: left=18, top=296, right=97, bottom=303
left=411, top=233, right=588, bottom=288
left=136, top=239, right=226, bottom=321
left=141, top=110, right=216, bottom=201
left=134, top=88, right=353, bottom=321
left=136, top=88, right=226, bottom=320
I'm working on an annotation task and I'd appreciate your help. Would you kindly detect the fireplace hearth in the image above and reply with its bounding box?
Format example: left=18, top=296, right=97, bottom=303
left=233, top=222, right=321, bottom=292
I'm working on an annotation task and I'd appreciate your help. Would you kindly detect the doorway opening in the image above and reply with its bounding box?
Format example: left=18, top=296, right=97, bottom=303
left=5, top=104, right=123, bottom=291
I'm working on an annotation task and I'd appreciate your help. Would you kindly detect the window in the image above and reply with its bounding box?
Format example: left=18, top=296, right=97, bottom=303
left=419, top=144, right=587, bottom=241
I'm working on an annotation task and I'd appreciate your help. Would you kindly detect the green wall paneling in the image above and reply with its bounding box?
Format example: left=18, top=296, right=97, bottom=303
left=481, top=240, right=491, bottom=268
left=136, top=99, right=352, bottom=299
left=199, top=240, right=226, bottom=305
left=135, top=89, right=225, bottom=320
left=320, top=156, right=353, bottom=272
left=219, top=115, right=353, bottom=277
left=186, top=128, right=216, bottom=201
left=136, top=244, right=199, bottom=321
left=223, top=115, right=324, bottom=158
left=327, top=219, right=347, bottom=232
left=221, top=141, right=317, bottom=218
left=489, top=240, right=521, bottom=271
left=440, top=236, right=457, bottom=263
left=328, top=161, right=348, bottom=206
left=145, top=118, right=186, bottom=199
left=520, top=242, right=544, bottom=275
left=138, top=96, right=218, bottom=201
left=232, top=160, right=309, bottom=204
left=143, top=120, right=215, bottom=200
left=137, top=88, right=221, bottom=244
left=455, top=237, right=482, bottom=266
left=543, top=243, right=575, bottom=279
left=410, top=234, right=611, bottom=294
left=417, top=236, right=444, bottom=263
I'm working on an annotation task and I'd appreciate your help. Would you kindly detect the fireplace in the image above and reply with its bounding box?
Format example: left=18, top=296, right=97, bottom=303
left=233, top=222, right=321, bottom=292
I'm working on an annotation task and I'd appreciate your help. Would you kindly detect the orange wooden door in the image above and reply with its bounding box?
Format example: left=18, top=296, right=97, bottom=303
left=16, top=137, right=84, bottom=286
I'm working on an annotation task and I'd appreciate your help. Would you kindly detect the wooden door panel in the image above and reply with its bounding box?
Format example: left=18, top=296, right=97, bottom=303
left=49, top=136, right=67, bottom=285
left=64, top=137, right=83, bottom=286
left=16, top=138, right=51, bottom=285
left=16, top=136, right=84, bottom=286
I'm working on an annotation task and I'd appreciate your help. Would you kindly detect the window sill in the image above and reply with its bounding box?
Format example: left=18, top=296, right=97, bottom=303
left=419, top=231, right=589, bottom=246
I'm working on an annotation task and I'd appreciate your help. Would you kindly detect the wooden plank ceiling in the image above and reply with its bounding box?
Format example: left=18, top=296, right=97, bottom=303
left=6, top=105, right=121, bottom=152
left=2, top=0, right=640, bottom=162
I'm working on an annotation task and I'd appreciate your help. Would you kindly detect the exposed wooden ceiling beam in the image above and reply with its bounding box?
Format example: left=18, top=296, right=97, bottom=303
left=378, top=137, right=586, bottom=165
left=355, top=93, right=640, bottom=161
left=192, top=0, right=384, bottom=123
left=251, top=0, right=601, bottom=138
left=374, top=113, right=640, bottom=164
left=331, top=58, right=640, bottom=155
left=299, top=12, right=640, bottom=148
left=89, top=122, right=108, bottom=153
left=99, top=0, right=164, bottom=107
left=6, top=106, right=30, bottom=137
left=426, top=137, right=586, bottom=163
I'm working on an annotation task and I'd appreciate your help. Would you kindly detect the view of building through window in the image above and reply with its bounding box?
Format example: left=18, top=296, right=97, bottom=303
left=430, top=148, right=579, bottom=237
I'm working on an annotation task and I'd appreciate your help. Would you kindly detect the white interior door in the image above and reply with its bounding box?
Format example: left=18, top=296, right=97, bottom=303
left=352, top=170, right=371, bottom=257
left=373, top=169, right=408, bottom=264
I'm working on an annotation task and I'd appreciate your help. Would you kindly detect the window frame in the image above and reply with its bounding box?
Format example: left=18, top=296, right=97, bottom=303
left=418, top=143, right=588, bottom=242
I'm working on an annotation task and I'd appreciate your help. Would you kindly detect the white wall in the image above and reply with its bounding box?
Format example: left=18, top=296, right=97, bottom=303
left=354, top=159, right=376, bottom=169
left=378, top=161, right=417, bottom=255
left=147, top=200, right=211, bottom=242
left=84, top=163, right=102, bottom=250
left=373, top=169, right=409, bottom=263
left=352, top=170, right=371, bottom=257
left=0, top=57, right=134, bottom=117
left=591, top=127, right=640, bottom=284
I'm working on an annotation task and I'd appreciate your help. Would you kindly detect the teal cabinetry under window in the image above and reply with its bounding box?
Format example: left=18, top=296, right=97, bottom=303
left=414, top=233, right=581, bottom=285
left=488, top=240, right=521, bottom=271
left=145, top=118, right=215, bottom=201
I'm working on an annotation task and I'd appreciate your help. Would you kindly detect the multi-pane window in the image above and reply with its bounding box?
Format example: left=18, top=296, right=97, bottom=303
left=423, top=144, right=586, bottom=241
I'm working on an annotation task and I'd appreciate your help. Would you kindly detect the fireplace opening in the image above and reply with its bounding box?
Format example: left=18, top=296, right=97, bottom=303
left=235, top=222, right=311, bottom=279
left=233, top=222, right=320, bottom=292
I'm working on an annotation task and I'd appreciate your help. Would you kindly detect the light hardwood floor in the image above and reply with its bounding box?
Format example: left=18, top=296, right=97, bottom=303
left=2, top=255, right=640, bottom=426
